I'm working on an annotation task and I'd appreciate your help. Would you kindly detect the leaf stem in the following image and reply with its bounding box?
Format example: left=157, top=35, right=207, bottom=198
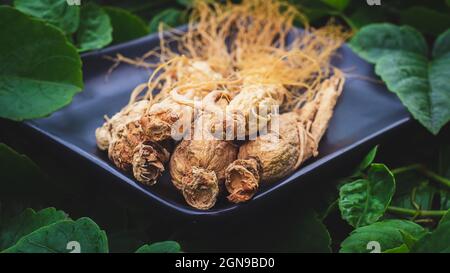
left=391, top=164, right=450, bottom=188
left=391, top=164, right=422, bottom=175
left=421, top=168, right=450, bottom=188
left=387, top=206, right=447, bottom=218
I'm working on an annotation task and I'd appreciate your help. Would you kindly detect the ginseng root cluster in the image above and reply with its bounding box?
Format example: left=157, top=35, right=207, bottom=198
left=95, top=0, right=349, bottom=210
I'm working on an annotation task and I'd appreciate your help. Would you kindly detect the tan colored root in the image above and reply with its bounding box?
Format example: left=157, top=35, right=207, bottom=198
left=297, top=72, right=345, bottom=161
left=132, top=141, right=171, bottom=186
left=140, top=95, right=194, bottom=142
left=225, top=158, right=261, bottom=203
left=238, top=112, right=305, bottom=182
left=139, top=60, right=228, bottom=142
left=226, top=73, right=345, bottom=203
left=182, top=167, right=219, bottom=210
left=169, top=139, right=238, bottom=191
left=227, top=83, right=285, bottom=137
left=191, top=90, right=233, bottom=140
left=95, top=100, right=149, bottom=151
left=108, top=120, right=148, bottom=171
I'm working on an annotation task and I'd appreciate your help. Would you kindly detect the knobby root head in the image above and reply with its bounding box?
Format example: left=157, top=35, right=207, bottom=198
left=108, top=120, right=147, bottom=171
left=95, top=125, right=111, bottom=151
left=225, top=158, right=261, bottom=203
left=141, top=111, right=178, bottom=142
left=182, top=167, right=219, bottom=210
left=132, top=141, right=171, bottom=186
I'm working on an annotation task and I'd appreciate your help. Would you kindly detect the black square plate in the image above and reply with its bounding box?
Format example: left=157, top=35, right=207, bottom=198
left=21, top=30, right=410, bottom=216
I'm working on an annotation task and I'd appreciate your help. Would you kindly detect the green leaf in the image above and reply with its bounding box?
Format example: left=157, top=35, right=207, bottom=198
left=76, top=3, right=112, bottom=52
left=349, top=23, right=427, bottom=64
left=350, top=23, right=428, bottom=63
left=383, top=244, right=409, bottom=253
left=438, top=144, right=450, bottom=179
left=441, top=191, right=450, bottom=210
left=0, top=144, right=52, bottom=225
left=0, top=6, right=83, bottom=121
left=0, top=143, right=46, bottom=196
left=2, top=217, right=108, bottom=253
left=399, top=230, right=419, bottom=250
left=340, top=219, right=427, bottom=253
left=321, top=0, right=350, bottom=12
left=392, top=172, right=435, bottom=211
left=104, top=7, right=149, bottom=44
left=375, top=49, right=450, bottom=135
left=348, top=8, right=387, bottom=29
left=0, top=208, right=68, bottom=251
left=176, top=207, right=331, bottom=252
left=438, top=144, right=450, bottom=210
left=339, top=164, right=396, bottom=228
left=14, top=0, right=80, bottom=34
left=357, top=146, right=378, bottom=172
left=135, top=241, right=182, bottom=253
left=400, top=7, right=450, bottom=37
left=277, top=210, right=332, bottom=253
left=149, top=8, right=185, bottom=33
left=176, top=0, right=194, bottom=7
left=291, top=0, right=336, bottom=24
left=411, top=209, right=450, bottom=253
left=351, top=24, right=450, bottom=134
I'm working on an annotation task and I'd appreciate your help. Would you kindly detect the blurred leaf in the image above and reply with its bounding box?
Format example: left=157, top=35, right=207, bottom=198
left=176, top=207, right=331, bottom=252
left=176, top=0, right=194, bottom=7
left=290, top=0, right=333, bottom=23
left=2, top=217, right=108, bottom=253
left=411, top=209, right=450, bottom=253
left=400, top=7, right=450, bottom=37
left=321, top=0, right=349, bottom=12
left=339, top=164, right=396, bottom=228
left=392, top=172, right=435, bottom=211
left=149, top=8, right=185, bottom=33
left=438, top=144, right=450, bottom=178
left=441, top=191, right=450, bottom=210
left=340, top=219, right=427, bottom=253
left=277, top=209, right=332, bottom=253
left=348, top=8, right=387, bottom=29
left=438, top=144, right=450, bottom=210
left=14, top=0, right=80, bottom=34
left=76, top=3, right=112, bottom=52
left=0, top=143, right=46, bottom=197
left=135, top=241, right=182, bottom=253
left=104, top=7, right=149, bottom=44
left=0, top=6, right=83, bottom=121
left=0, top=208, right=68, bottom=251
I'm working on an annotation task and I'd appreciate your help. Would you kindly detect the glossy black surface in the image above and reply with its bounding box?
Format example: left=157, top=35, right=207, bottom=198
left=24, top=30, right=410, bottom=216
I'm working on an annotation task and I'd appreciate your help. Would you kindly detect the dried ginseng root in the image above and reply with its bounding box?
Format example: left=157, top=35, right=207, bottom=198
left=225, top=74, right=345, bottom=203
left=170, top=139, right=238, bottom=209
left=95, top=100, right=149, bottom=151
left=140, top=91, right=195, bottom=142
left=182, top=167, right=220, bottom=210
left=140, top=60, right=226, bottom=142
left=108, top=118, right=148, bottom=172
left=227, top=83, right=285, bottom=137
left=132, top=141, right=171, bottom=186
